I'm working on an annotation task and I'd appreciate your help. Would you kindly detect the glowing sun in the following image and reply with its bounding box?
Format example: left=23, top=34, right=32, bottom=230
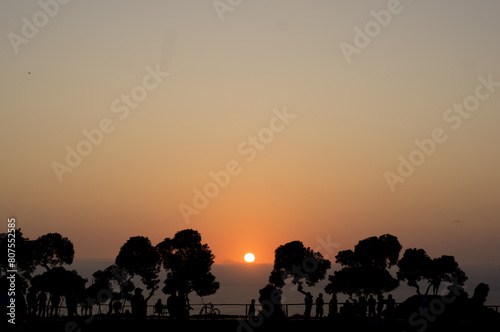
left=244, top=253, right=255, bottom=263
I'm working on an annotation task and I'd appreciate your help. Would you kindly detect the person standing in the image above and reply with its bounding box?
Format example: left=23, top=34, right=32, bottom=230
left=167, top=291, right=180, bottom=319
left=377, top=294, right=385, bottom=318
left=49, top=293, right=61, bottom=317
left=315, top=293, right=324, bottom=318
left=37, top=292, right=47, bottom=317
left=298, top=283, right=313, bottom=319
left=248, top=299, right=256, bottom=322
left=26, top=288, right=38, bottom=316
left=154, top=299, right=164, bottom=318
left=367, top=295, right=376, bottom=318
left=328, top=293, right=338, bottom=318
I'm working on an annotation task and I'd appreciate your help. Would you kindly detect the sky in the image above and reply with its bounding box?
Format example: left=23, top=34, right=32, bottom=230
left=1, top=0, right=500, bottom=278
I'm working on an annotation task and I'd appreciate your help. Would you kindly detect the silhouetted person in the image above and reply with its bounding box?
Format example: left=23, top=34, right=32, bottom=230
left=328, top=294, right=338, bottom=318
left=49, top=292, right=61, bottom=316
left=315, top=293, right=324, bottom=318
left=376, top=294, right=384, bottom=318
left=432, top=280, right=441, bottom=295
left=167, top=291, right=180, bottom=319
left=352, top=299, right=358, bottom=317
left=66, top=292, right=78, bottom=317
left=341, top=300, right=353, bottom=318
left=37, top=292, right=47, bottom=317
left=178, top=293, right=193, bottom=318
left=154, top=299, right=164, bottom=318
left=471, top=283, right=489, bottom=306
left=465, top=283, right=500, bottom=331
left=26, top=288, right=38, bottom=316
left=113, top=300, right=122, bottom=315
left=248, top=299, right=256, bottom=322
left=81, top=301, right=92, bottom=316
left=367, top=295, right=376, bottom=318
left=358, top=296, right=367, bottom=317
left=298, top=284, right=313, bottom=319
left=131, top=288, right=152, bottom=319
left=385, top=294, right=395, bottom=315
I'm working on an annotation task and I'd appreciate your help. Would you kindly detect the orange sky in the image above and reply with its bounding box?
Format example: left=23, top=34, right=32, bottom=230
left=1, top=1, right=500, bottom=267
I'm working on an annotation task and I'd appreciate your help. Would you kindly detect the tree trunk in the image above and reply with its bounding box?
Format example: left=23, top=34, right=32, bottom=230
left=424, top=282, right=432, bottom=295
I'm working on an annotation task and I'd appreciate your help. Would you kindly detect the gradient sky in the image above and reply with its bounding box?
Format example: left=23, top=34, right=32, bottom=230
left=1, top=1, right=499, bottom=270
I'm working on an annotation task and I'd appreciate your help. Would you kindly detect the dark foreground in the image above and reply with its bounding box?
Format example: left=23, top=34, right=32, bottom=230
left=4, top=316, right=500, bottom=332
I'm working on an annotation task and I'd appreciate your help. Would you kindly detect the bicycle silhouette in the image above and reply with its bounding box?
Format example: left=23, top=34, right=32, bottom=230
left=199, top=298, right=220, bottom=316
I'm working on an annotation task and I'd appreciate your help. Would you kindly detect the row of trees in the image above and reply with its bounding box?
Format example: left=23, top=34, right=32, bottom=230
left=0, top=229, right=219, bottom=316
left=267, top=234, right=467, bottom=299
left=1, top=230, right=467, bottom=318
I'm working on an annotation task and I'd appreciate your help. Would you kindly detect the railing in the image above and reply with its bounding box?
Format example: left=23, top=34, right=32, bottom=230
left=487, top=305, right=499, bottom=313
left=34, top=303, right=500, bottom=318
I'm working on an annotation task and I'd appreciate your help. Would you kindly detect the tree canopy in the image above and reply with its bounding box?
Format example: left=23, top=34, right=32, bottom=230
left=326, top=234, right=401, bottom=298
left=30, top=266, right=87, bottom=296
left=0, top=229, right=74, bottom=280
left=115, top=236, right=160, bottom=293
left=157, top=229, right=219, bottom=298
left=397, top=248, right=468, bottom=295
left=269, top=240, right=331, bottom=289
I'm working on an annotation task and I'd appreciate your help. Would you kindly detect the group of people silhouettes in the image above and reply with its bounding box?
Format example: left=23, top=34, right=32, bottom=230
left=25, top=288, right=62, bottom=318
left=129, top=288, right=192, bottom=320
left=298, top=285, right=327, bottom=319
left=294, top=284, right=396, bottom=320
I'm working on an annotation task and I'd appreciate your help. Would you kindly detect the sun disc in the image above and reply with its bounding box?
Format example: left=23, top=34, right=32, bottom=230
left=244, top=253, right=255, bottom=263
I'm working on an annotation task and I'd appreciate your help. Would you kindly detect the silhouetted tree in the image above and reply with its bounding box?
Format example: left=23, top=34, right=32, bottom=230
left=30, top=266, right=87, bottom=316
left=30, top=267, right=86, bottom=296
left=397, top=248, right=432, bottom=295
left=1, top=230, right=74, bottom=286
left=426, top=255, right=467, bottom=295
left=115, top=236, right=160, bottom=296
left=326, top=234, right=401, bottom=298
left=269, top=241, right=331, bottom=290
left=398, top=249, right=467, bottom=295
left=91, top=265, right=135, bottom=315
left=34, top=233, right=74, bottom=270
left=157, top=229, right=219, bottom=312
left=0, top=230, right=36, bottom=279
